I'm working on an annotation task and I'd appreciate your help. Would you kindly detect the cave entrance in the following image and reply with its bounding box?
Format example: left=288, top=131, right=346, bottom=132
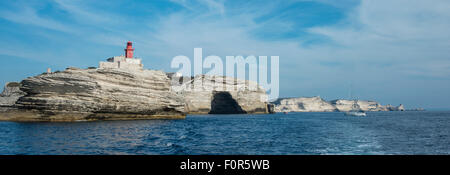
left=209, top=91, right=246, bottom=114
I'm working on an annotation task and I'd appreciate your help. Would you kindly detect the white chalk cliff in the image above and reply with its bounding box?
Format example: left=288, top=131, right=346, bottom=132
left=0, top=82, right=26, bottom=107
left=273, top=96, right=405, bottom=112
left=273, top=97, right=337, bottom=112
left=0, top=59, right=272, bottom=121
left=0, top=67, right=186, bottom=121
left=169, top=74, right=271, bottom=114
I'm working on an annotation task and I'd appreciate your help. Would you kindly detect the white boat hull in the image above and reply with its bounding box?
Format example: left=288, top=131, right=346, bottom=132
left=345, top=111, right=367, bottom=116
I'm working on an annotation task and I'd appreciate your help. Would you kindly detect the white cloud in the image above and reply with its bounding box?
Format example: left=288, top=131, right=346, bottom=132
left=308, top=0, right=450, bottom=77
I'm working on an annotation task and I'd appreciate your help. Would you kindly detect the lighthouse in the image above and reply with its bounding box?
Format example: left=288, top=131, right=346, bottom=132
left=124, top=41, right=134, bottom=58
left=99, top=41, right=143, bottom=70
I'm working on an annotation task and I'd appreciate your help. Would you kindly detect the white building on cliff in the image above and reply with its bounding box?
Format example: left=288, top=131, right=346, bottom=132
left=99, top=41, right=144, bottom=70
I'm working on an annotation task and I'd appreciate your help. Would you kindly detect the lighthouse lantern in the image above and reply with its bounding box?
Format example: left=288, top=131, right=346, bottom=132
left=125, top=41, right=134, bottom=58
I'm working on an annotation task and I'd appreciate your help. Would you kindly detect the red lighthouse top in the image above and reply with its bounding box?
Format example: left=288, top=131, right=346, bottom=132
left=124, top=41, right=134, bottom=58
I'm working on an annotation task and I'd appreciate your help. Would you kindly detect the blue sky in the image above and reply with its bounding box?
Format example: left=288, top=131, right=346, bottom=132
left=1, top=0, right=450, bottom=109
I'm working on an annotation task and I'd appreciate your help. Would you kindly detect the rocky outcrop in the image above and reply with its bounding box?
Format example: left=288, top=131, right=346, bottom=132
left=0, top=67, right=186, bottom=121
left=273, top=96, right=406, bottom=112
left=273, top=97, right=337, bottom=112
left=0, top=82, right=26, bottom=107
left=330, top=99, right=379, bottom=112
left=384, top=104, right=405, bottom=111
left=0, top=68, right=273, bottom=121
left=170, top=74, right=271, bottom=114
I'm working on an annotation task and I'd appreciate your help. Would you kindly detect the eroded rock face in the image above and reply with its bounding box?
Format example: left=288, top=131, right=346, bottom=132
left=170, top=75, right=270, bottom=114
left=0, top=82, right=26, bottom=107
left=273, top=97, right=405, bottom=112
left=0, top=67, right=185, bottom=121
left=273, top=96, right=337, bottom=112
left=330, top=99, right=378, bottom=112
left=0, top=66, right=273, bottom=121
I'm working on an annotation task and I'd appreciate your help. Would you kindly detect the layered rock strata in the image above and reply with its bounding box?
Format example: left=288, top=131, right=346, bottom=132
left=0, top=67, right=186, bottom=121
left=272, top=96, right=337, bottom=112
left=170, top=74, right=271, bottom=114
left=0, top=82, right=26, bottom=107
left=273, top=96, right=405, bottom=113
left=0, top=69, right=273, bottom=121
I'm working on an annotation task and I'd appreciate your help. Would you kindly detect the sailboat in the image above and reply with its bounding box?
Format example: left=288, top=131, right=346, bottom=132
left=345, top=101, right=366, bottom=117
left=344, top=82, right=366, bottom=117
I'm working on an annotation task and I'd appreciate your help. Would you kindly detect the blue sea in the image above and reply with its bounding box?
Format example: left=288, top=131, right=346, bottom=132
left=0, top=111, right=449, bottom=155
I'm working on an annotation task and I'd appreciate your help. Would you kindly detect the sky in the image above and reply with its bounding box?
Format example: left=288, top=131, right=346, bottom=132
left=0, top=0, right=450, bottom=109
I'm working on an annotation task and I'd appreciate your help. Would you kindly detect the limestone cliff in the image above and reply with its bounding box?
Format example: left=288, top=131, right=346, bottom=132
left=0, top=68, right=272, bottom=121
left=331, top=99, right=379, bottom=112
left=330, top=100, right=405, bottom=112
left=0, top=82, right=26, bottom=107
left=273, top=96, right=405, bottom=112
left=0, top=67, right=186, bottom=121
left=273, top=97, right=337, bottom=112
left=0, top=41, right=273, bottom=121
left=170, top=74, right=271, bottom=114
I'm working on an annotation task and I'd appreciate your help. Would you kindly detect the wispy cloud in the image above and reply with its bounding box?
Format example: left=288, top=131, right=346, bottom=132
left=0, top=5, right=73, bottom=33
left=53, top=0, right=125, bottom=25
left=308, top=0, right=450, bottom=77
left=170, top=0, right=226, bottom=15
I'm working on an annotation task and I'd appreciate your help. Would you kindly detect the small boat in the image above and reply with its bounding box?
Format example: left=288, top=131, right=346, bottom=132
left=283, top=112, right=289, bottom=114
left=345, top=111, right=366, bottom=117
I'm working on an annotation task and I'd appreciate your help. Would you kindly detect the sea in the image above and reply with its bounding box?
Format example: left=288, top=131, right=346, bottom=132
left=0, top=111, right=449, bottom=155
